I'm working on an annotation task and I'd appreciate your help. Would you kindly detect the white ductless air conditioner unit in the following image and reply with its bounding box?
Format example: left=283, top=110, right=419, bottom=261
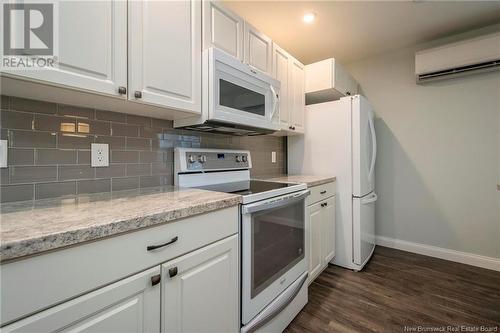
left=415, top=32, right=500, bottom=83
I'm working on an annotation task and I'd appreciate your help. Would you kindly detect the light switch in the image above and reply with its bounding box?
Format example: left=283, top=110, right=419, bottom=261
left=0, top=140, right=7, bottom=168
left=271, top=151, right=276, bottom=163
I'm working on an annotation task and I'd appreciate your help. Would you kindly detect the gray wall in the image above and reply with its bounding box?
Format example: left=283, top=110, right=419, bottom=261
left=346, top=27, right=500, bottom=258
left=0, top=95, right=286, bottom=203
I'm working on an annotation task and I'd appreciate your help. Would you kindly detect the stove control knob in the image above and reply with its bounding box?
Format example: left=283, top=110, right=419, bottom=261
left=198, top=155, right=207, bottom=163
left=188, top=155, right=196, bottom=164
left=235, top=155, right=242, bottom=163
left=242, top=155, right=247, bottom=163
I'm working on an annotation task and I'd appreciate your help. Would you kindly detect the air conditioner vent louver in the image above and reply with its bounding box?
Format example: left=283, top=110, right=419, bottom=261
left=415, top=32, right=500, bottom=84
left=417, top=59, right=500, bottom=83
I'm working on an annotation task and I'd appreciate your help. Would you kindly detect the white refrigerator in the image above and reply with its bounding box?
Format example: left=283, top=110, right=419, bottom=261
left=288, top=95, right=377, bottom=271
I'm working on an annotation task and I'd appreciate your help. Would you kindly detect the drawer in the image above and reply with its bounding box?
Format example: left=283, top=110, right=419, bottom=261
left=1, top=206, right=238, bottom=326
left=307, top=181, right=336, bottom=206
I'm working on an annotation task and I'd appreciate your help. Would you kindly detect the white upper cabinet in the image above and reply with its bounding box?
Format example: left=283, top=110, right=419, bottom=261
left=272, top=44, right=291, bottom=128
left=305, top=58, right=358, bottom=105
left=271, top=44, right=305, bottom=135
left=161, top=235, right=239, bottom=333
left=244, top=22, right=273, bottom=74
left=129, top=0, right=202, bottom=113
left=203, top=1, right=244, bottom=60
left=5, top=0, right=127, bottom=97
left=290, top=58, right=305, bottom=133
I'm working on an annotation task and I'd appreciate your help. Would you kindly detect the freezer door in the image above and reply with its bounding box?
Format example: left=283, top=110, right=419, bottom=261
left=352, top=192, right=376, bottom=266
left=352, top=95, right=376, bottom=197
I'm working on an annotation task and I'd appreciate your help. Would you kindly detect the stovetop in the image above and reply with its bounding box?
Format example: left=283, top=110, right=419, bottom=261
left=196, top=180, right=294, bottom=195
left=193, top=180, right=306, bottom=204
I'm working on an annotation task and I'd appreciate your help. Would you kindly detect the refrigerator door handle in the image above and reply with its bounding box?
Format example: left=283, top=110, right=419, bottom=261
left=368, top=114, right=377, bottom=181
left=361, top=192, right=378, bottom=205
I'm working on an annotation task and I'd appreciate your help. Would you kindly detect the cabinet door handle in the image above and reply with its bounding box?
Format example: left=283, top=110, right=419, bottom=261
left=320, top=190, right=327, bottom=194
left=118, top=86, right=127, bottom=95
left=169, top=267, right=178, bottom=278
left=147, top=236, right=178, bottom=251
left=321, top=202, right=328, bottom=207
left=151, top=274, right=161, bottom=286
left=134, top=91, right=142, bottom=99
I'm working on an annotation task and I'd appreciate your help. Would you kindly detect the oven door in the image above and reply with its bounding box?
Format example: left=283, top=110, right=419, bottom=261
left=241, top=190, right=309, bottom=325
left=209, top=48, right=280, bottom=131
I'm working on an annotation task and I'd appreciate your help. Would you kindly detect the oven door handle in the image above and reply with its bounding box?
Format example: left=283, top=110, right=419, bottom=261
left=242, top=189, right=310, bottom=214
left=241, top=271, right=308, bottom=333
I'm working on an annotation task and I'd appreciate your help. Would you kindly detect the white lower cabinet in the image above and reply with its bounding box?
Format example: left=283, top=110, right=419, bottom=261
left=1, top=207, right=240, bottom=332
left=306, top=183, right=336, bottom=284
left=2, top=266, right=161, bottom=333
left=306, top=201, right=324, bottom=283
left=161, top=235, right=239, bottom=333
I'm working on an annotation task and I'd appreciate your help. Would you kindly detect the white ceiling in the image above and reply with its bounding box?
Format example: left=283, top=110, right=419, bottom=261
left=223, top=1, right=500, bottom=65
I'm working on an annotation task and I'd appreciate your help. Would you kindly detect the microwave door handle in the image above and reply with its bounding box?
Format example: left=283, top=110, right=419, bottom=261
left=242, top=189, right=310, bottom=214
left=269, top=85, right=278, bottom=120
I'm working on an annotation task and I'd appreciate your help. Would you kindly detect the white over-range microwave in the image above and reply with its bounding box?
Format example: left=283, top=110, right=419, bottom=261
left=174, top=47, right=280, bottom=135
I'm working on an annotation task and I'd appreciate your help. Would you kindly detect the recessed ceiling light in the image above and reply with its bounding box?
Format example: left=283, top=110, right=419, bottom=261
left=303, top=12, right=316, bottom=24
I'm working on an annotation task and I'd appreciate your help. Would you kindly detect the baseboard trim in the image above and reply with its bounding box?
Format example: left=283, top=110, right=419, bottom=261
left=375, top=236, right=500, bottom=272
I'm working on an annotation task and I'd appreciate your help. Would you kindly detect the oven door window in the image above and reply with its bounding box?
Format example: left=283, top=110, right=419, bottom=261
left=251, top=199, right=305, bottom=298
left=219, top=79, right=266, bottom=116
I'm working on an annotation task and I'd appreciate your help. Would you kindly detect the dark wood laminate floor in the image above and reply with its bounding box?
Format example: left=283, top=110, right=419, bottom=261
left=285, top=246, right=500, bottom=333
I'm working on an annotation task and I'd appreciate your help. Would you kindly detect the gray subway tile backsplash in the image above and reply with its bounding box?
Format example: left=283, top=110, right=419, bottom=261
left=9, top=130, right=56, bottom=148
left=1, top=184, right=34, bottom=203
left=111, top=150, right=140, bottom=163
left=95, top=109, right=126, bottom=123
left=35, top=181, right=76, bottom=199
left=58, top=165, right=95, bottom=181
left=11, top=97, right=57, bottom=114
left=77, top=179, right=111, bottom=194
left=8, top=148, right=35, bottom=165
left=57, top=104, right=94, bottom=119
left=35, top=149, right=77, bottom=165
left=95, top=164, right=126, bottom=179
left=112, top=176, right=140, bottom=191
left=1, top=110, right=34, bottom=130
left=10, top=166, right=57, bottom=184
left=0, top=95, right=286, bottom=202
left=57, top=133, right=94, bottom=149
left=111, top=123, right=139, bottom=137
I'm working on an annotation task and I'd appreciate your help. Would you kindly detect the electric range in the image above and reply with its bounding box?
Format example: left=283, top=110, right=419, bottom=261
left=174, top=148, right=309, bottom=333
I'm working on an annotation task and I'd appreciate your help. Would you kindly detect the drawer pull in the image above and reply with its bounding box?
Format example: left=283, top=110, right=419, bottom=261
left=320, top=190, right=327, bottom=194
left=147, top=236, right=178, bottom=251
left=321, top=202, right=328, bottom=207
left=169, top=267, right=178, bottom=278
left=151, top=274, right=161, bottom=286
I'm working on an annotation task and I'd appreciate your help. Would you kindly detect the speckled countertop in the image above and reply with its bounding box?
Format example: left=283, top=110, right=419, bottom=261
left=0, top=186, right=242, bottom=262
left=256, top=174, right=336, bottom=187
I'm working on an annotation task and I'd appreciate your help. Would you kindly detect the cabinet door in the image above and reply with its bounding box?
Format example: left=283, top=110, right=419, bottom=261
left=244, top=23, right=272, bottom=74
left=2, top=267, right=160, bottom=333
left=290, top=58, right=305, bottom=133
left=162, top=235, right=239, bottom=333
left=306, top=202, right=323, bottom=284
left=6, top=0, right=127, bottom=97
left=272, top=44, right=291, bottom=130
left=203, top=1, right=244, bottom=60
left=321, top=197, right=336, bottom=264
left=129, top=0, right=201, bottom=113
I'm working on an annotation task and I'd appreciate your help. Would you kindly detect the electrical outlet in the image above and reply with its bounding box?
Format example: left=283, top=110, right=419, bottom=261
left=91, top=143, right=109, bottom=167
left=271, top=151, right=276, bottom=163
left=0, top=140, right=7, bottom=168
